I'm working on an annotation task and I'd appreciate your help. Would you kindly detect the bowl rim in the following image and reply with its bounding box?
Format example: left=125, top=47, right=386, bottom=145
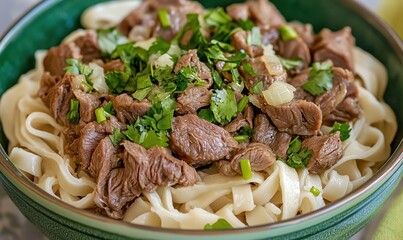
left=0, top=0, right=402, bottom=237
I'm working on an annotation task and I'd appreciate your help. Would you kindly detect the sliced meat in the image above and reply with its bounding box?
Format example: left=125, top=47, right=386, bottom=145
left=218, top=143, right=276, bottom=176
left=276, top=36, right=311, bottom=71
left=261, top=99, right=323, bottom=136
left=288, top=68, right=314, bottom=102
left=312, top=27, right=355, bottom=72
left=176, top=86, right=211, bottom=115
left=247, top=0, right=285, bottom=29
left=303, top=132, right=343, bottom=174
left=103, top=59, right=125, bottom=73
left=174, top=49, right=213, bottom=88
left=40, top=74, right=75, bottom=125
left=224, top=113, right=249, bottom=133
left=73, top=90, right=101, bottom=123
left=226, top=3, right=250, bottom=21
left=112, top=93, right=151, bottom=123
left=170, top=114, right=238, bottom=166
left=100, top=141, right=198, bottom=219
left=325, top=97, right=361, bottom=125
left=43, top=42, right=82, bottom=77
left=88, top=137, right=118, bottom=178
left=231, top=30, right=264, bottom=58
left=73, top=31, right=101, bottom=63
left=38, top=72, right=61, bottom=104
left=239, top=56, right=277, bottom=91
left=252, top=114, right=291, bottom=158
left=289, top=22, right=314, bottom=47
left=243, top=103, right=254, bottom=128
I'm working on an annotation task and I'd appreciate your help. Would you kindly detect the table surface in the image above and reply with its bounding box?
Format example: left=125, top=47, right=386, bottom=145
left=0, top=0, right=397, bottom=239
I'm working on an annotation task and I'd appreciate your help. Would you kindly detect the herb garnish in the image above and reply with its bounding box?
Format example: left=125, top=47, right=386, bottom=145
left=210, top=88, right=238, bottom=125
left=280, top=137, right=313, bottom=169
left=302, top=62, right=334, bottom=96
left=204, top=218, right=233, bottom=230
left=329, top=122, right=351, bottom=141
left=66, top=99, right=80, bottom=124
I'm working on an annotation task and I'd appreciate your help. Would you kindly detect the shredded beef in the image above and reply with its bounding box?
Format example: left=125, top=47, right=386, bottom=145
left=224, top=113, right=250, bottom=133
left=73, top=31, right=101, bottom=63
left=176, top=86, right=211, bottom=115
left=174, top=49, right=213, bottom=88
left=231, top=30, right=264, bottom=58
left=247, top=0, right=285, bottom=29
left=239, top=56, right=278, bottom=91
left=312, top=27, right=355, bottom=72
left=43, top=42, right=82, bottom=77
left=252, top=114, right=291, bottom=158
left=276, top=36, right=311, bottom=70
left=103, top=59, right=125, bottom=73
left=112, top=93, right=151, bottom=123
left=73, top=89, right=101, bottom=123
left=303, top=132, right=343, bottom=174
left=218, top=143, right=276, bottom=176
left=170, top=114, right=238, bottom=165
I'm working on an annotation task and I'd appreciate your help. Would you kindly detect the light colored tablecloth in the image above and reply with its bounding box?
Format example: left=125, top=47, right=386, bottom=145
left=0, top=0, right=400, bottom=239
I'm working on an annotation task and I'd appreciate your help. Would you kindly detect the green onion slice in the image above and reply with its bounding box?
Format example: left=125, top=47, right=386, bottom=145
left=240, top=159, right=253, bottom=180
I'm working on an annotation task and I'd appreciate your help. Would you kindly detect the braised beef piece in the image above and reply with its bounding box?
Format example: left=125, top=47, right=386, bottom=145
left=252, top=114, right=291, bottom=158
left=289, top=22, right=314, bottom=47
left=43, top=42, right=82, bottom=77
left=226, top=2, right=250, bottom=21
left=276, top=35, right=311, bottom=71
left=224, top=113, right=249, bottom=133
left=103, top=59, right=125, bottom=73
left=261, top=99, right=323, bottom=136
left=243, top=103, right=255, bottom=128
left=217, top=143, right=276, bottom=176
left=98, top=141, right=197, bottom=219
left=39, top=74, right=75, bottom=125
left=176, top=86, right=211, bottom=115
left=117, top=0, right=204, bottom=41
left=112, top=93, right=151, bottom=123
left=289, top=67, right=361, bottom=125
left=73, top=90, right=101, bottom=123
left=69, top=116, right=125, bottom=170
left=38, top=72, right=61, bottom=104
left=170, top=114, right=238, bottom=166
left=239, top=56, right=277, bottom=91
left=312, top=27, right=355, bottom=72
left=231, top=30, right=264, bottom=58
left=73, top=31, right=101, bottom=63
left=174, top=49, right=213, bottom=88
left=303, top=132, right=343, bottom=174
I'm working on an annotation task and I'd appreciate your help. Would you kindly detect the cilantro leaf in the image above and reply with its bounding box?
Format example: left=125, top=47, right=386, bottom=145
left=329, top=122, right=351, bottom=141
left=250, top=81, right=263, bottom=94
left=237, top=95, right=249, bottom=112
left=105, top=71, right=131, bottom=94
left=278, top=57, right=302, bottom=70
left=205, top=45, right=248, bottom=63
left=211, top=88, right=237, bottom=125
left=109, top=128, right=126, bottom=147
left=204, top=219, right=233, bottom=230
left=97, top=27, right=128, bottom=56
left=65, top=59, right=93, bottom=79
left=282, top=137, right=313, bottom=169
left=302, top=62, right=334, bottom=96
left=142, top=130, right=169, bottom=149
left=212, top=70, right=224, bottom=89
left=148, top=37, right=171, bottom=56
left=242, top=62, right=260, bottom=77
left=239, top=127, right=254, bottom=138
left=176, top=13, right=208, bottom=50
left=198, top=108, right=217, bottom=123
left=204, top=8, right=232, bottom=27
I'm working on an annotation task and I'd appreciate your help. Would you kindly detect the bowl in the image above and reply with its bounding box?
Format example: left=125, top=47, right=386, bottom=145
left=0, top=0, right=402, bottom=239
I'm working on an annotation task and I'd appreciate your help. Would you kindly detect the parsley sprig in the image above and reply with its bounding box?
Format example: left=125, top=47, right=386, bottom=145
left=329, top=122, right=351, bottom=141
left=280, top=137, right=313, bottom=169
left=302, top=62, right=334, bottom=96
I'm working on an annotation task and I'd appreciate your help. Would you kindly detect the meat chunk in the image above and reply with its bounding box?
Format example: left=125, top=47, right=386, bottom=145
left=276, top=34, right=311, bottom=71
left=303, top=132, right=343, bottom=174
left=289, top=22, right=314, bottom=47
left=252, top=114, right=291, bottom=158
left=247, top=0, right=285, bottom=29
left=170, top=114, right=238, bottom=166
left=231, top=30, right=264, bottom=58
left=73, top=90, right=101, bottom=123
left=103, top=59, right=125, bottom=73
left=239, top=56, right=277, bottom=91
left=73, top=31, right=101, bottom=63
left=112, top=93, right=151, bottom=123
left=117, top=0, right=204, bottom=41
left=43, top=42, right=82, bottom=77
left=100, top=141, right=198, bottom=219
left=218, top=143, right=276, bottom=176
left=226, top=3, right=250, bottom=21
left=174, top=49, right=213, bottom=88
left=224, top=113, right=249, bottom=133
left=176, top=86, right=211, bottom=115
left=261, top=99, right=323, bottom=136
left=312, top=27, right=355, bottom=72
left=40, top=74, right=75, bottom=125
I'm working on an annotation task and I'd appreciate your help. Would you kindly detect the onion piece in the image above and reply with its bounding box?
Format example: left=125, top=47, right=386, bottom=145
left=263, top=44, right=284, bottom=76
left=89, top=63, right=108, bottom=94
left=263, top=81, right=296, bottom=106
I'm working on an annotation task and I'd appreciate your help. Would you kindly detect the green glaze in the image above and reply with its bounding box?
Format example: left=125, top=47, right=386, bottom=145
left=0, top=0, right=402, bottom=239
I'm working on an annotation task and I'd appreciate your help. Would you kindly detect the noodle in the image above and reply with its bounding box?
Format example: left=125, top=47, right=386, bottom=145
left=0, top=1, right=397, bottom=230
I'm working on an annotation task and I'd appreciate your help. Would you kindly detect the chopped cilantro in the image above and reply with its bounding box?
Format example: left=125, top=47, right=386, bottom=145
left=132, top=86, right=153, bottom=101
left=204, top=8, right=232, bottom=26
left=250, top=81, right=263, bottom=94
left=282, top=137, right=313, bottom=169
left=212, top=70, right=224, bottom=89
left=242, top=62, right=260, bottom=77
left=238, top=19, right=254, bottom=31
left=66, top=99, right=80, bottom=124
left=142, top=130, right=169, bottom=149
left=103, top=101, right=115, bottom=116
left=64, top=58, right=93, bottom=81
left=109, top=128, right=126, bottom=147
left=231, top=68, right=240, bottom=83
left=179, top=66, right=206, bottom=86
left=211, top=88, right=237, bottom=125
left=104, top=71, right=131, bottom=94
left=239, top=127, right=254, bottom=138
left=147, top=98, right=177, bottom=131
left=97, top=27, right=128, bottom=56
left=176, top=13, right=208, bottom=50
left=302, top=62, right=334, bottom=96
left=329, top=122, right=351, bottom=141
left=234, top=135, right=249, bottom=142
left=198, top=108, right=217, bottom=123
left=278, top=57, right=302, bottom=70
left=205, top=45, right=248, bottom=63
left=148, top=37, right=171, bottom=56
left=204, top=218, right=233, bottom=230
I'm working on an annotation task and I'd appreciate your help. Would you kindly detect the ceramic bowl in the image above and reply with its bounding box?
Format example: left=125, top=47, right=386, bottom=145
left=0, top=0, right=402, bottom=239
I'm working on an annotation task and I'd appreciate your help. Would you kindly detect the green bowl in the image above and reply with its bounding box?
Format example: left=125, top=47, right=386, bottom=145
left=0, top=0, right=402, bottom=239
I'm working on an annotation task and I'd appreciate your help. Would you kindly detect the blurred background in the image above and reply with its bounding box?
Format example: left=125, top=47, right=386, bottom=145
left=0, top=0, right=401, bottom=239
